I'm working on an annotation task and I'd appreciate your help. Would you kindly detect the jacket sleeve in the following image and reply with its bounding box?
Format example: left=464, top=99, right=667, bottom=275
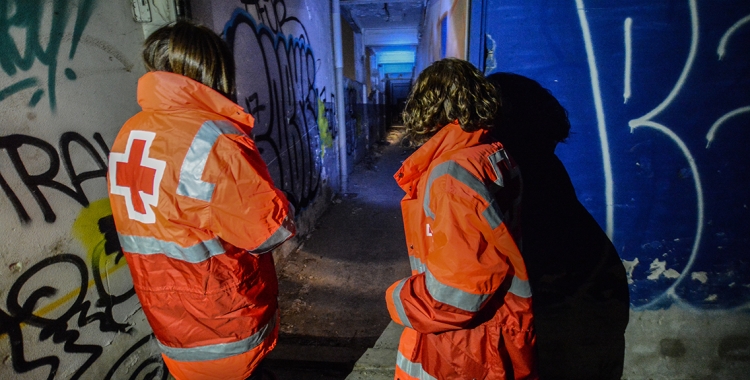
left=385, top=174, right=536, bottom=377
left=386, top=180, right=508, bottom=333
left=208, top=135, right=296, bottom=253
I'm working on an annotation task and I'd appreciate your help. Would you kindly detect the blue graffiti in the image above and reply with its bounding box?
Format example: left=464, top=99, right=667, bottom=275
left=0, top=0, right=96, bottom=111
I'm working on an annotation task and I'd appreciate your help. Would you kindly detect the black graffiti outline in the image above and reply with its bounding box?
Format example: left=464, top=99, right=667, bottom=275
left=0, top=132, right=108, bottom=224
left=1, top=250, right=135, bottom=379
left=224, top=4, right=325, bottom=211
left=92, top=215, right=137, bottom=315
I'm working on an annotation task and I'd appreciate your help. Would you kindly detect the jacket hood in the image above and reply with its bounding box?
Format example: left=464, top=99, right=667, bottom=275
left=394, top=122, right=489, bottom=198
left=137, top=71, right=254, bottom=134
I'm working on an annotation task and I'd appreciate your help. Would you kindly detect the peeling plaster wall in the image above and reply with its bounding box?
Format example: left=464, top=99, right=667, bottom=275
left=457, top=0, right=750, bottom=377
left=0, top=1, right=164, bottom=379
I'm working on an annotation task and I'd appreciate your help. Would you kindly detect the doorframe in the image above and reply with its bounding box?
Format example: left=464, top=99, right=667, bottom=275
left=467, top=0, right=488, bottom=72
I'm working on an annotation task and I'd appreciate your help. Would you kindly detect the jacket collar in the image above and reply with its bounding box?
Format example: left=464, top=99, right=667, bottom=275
left=394, top=122, right=489, bottom=197
left=137, top=71, right=254, bottom=134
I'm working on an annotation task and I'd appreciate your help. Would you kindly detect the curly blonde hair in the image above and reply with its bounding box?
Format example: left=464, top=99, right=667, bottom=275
left=402, top=58, right=499, bottom=146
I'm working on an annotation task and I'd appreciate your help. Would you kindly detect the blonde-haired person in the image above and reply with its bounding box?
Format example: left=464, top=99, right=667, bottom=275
left=108, top=21, right=294, bottom=380
left=385, top=58, right=537, bottom=379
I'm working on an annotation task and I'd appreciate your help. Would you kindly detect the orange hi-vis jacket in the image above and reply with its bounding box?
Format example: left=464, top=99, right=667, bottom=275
left=108, top=71, right=295, bottom=380
left=385, top=122, right=537, bottom=379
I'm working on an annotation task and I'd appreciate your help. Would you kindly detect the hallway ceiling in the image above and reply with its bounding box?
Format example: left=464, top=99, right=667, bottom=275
left=341, top=0, right=426, bottom=80
left=341, top=0, right=425, bottom=30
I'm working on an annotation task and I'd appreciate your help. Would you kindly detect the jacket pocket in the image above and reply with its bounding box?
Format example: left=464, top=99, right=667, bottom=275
left=425, top=324, right=490, bottom=380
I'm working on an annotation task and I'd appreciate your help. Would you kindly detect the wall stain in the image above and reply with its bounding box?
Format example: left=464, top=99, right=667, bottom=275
left=659, top=338, right=687, bottom=358
left=718, top=335, right=750, bottom=361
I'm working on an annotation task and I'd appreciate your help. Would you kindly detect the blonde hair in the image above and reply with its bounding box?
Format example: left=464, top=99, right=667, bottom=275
left=142, top=21, right=235, bottom=98
left=402, top=58, right=499, bottom=146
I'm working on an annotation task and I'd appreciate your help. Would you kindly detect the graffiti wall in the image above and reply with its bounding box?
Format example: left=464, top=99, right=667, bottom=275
left=480, top=0, right=749, bottom=312
left=191, top=0, right=340, bottom=211
left=1, top=0, right=356, bottom=378
left=0, top=0, right=165, bottom=378
left=474, top=0, right=750, bottom=377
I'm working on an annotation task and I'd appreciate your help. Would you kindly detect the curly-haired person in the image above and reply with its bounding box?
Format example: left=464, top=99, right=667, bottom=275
left=385, top=58, right=538, bottom=379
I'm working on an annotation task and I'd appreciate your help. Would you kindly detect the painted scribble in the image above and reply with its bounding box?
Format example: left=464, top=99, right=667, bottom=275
left=0, top=0, right=96, bottom=111
left=0, top=196, right=153, bottom=379
left=1, top=1, right=348, bottom=378
left=224, top=2, right=328, bottom=212
left=572, top=0, right=750, bottom=309
left=480, top=0, right=750, bottom=310
left=0, top=132, right=109, bottom=224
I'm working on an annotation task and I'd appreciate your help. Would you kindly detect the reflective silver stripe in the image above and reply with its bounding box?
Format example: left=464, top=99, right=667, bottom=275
left=488, top=149, right=508, bottom=187
left=391, top=278, right=413, bottom=329
left=118, top=234, right=225, bottom=263
left=158, top=312, right=276, bottom=362
left=409, top=255, right=427, bottom=274
left=509, top=276, right=532, bottom=298
left=249, top=219, right=293, bottom=254
left=424, top=268, right=490, bottom=312
left=177, top=120, right=243, bottom=202
left=423, top=161, right=503, bottom=229
left=396, top=351, right=437, bottom=380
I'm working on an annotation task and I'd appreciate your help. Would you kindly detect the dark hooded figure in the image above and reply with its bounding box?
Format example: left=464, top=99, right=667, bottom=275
left=487, top=72, right=630, bottom=380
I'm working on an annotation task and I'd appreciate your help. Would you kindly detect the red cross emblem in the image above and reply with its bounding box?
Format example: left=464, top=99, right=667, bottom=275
left=109, top=130, right=166, bottom=223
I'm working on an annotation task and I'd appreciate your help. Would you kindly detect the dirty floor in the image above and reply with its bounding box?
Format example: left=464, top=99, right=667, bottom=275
left=265, top=128, right=412, bottom=379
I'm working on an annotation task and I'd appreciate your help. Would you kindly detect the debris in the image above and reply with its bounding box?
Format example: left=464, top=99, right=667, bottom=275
left=8, top=262, right=22, bottom=273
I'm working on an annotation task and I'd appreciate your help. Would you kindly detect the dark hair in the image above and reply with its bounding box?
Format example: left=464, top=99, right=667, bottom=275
left=402, top=58, right=499, bottom=146
left=142, top=21, right=235, bottom=98
left=485, top=72, right=570, bottom=157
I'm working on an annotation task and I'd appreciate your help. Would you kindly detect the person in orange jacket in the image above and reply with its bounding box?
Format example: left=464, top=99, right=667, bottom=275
left=107, top=21, right=295, bottom=380
left=385, top=58, right=537, bottom=379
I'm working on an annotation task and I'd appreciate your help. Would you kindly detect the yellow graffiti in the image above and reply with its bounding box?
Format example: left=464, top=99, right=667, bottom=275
left=70, top=195, right=128, bottom=296
left=73, top=198, right=115, bottom=260
left=0, top=198, right=128, bottom=341
left=318, top=97, right=333, bottom=157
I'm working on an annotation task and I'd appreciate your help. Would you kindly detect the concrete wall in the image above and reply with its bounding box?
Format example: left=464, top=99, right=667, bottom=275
left=415, top=0, right=469, bottom=75
left=192, top=0, right=339, bottom=216
left=0, top=0, right=352, bottom=378
left=0, top=1, right=164, bottom=379
left=459, top=0, right=750, bottom=378
left=342, top=14, right=356, bottom=82
left=192, top=0, right=372, bottom=193
left=339, top=13, right=371, bottom=170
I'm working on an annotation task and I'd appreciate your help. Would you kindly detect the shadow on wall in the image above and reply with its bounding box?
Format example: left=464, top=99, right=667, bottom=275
left=488, top=72, right=631, bottom=380
left=483, top=1, right=750, bottom=310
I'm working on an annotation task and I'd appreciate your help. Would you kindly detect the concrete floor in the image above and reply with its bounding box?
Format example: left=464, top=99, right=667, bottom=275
left=265, top=128, right=412, bottom=380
